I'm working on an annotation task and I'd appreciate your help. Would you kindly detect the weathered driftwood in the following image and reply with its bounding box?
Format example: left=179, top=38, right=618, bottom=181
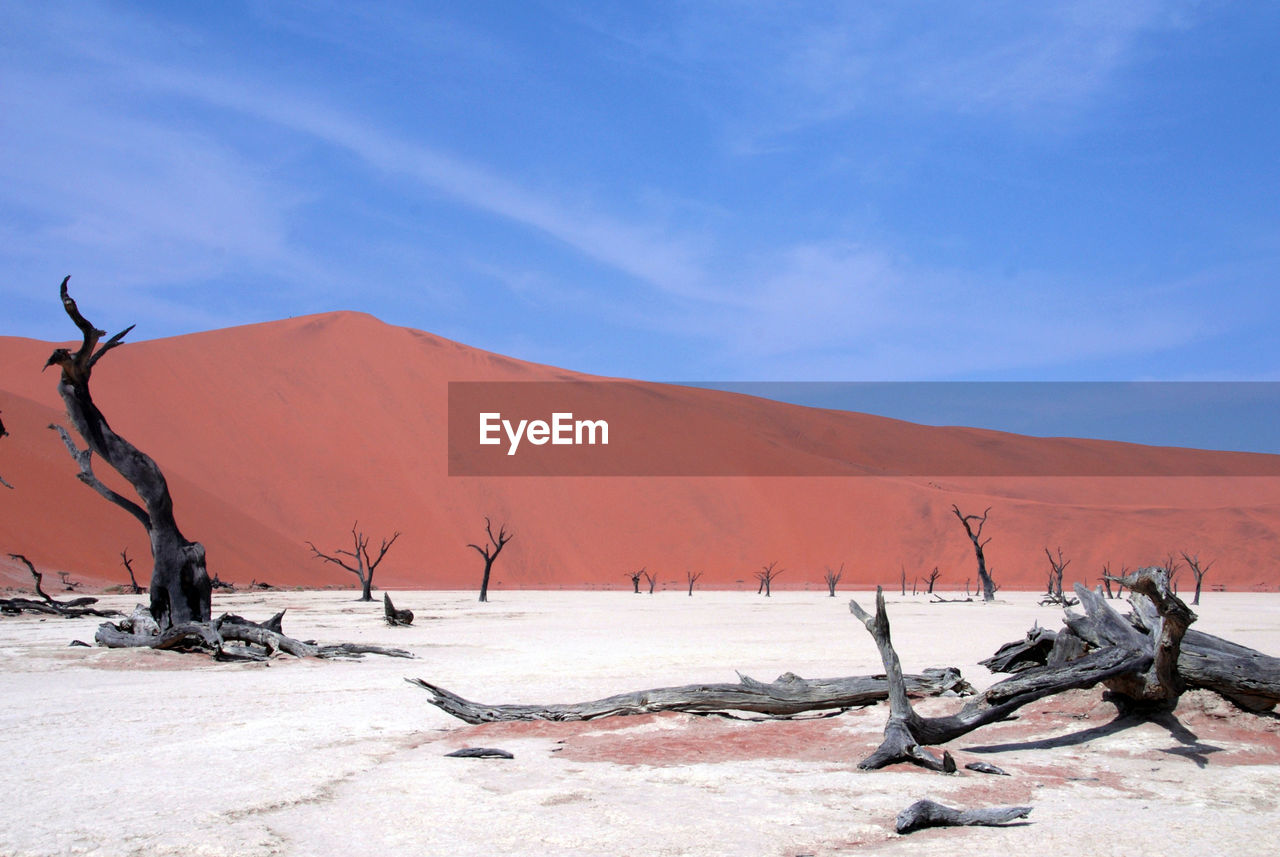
left=983, top=588, right=1280, bottom=712
left=964, top=761, right=1010, bottom=776
left=849, top=577, right=1179, bottom=772
left=895, top=800, right=1032, bottom=835
left=384, top=593, right=414, bottom=626
left=408, top=668, right=973, bottom=724
left=0, top=554, right=120, bottom=618
left=445, top=747, right=514, bottom=759
left=93, top=610, right=413, bottom=660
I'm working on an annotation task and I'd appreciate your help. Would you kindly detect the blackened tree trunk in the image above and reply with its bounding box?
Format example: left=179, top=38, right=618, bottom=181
left=469, top=517, right=512, bottom=603
left=45, top=279, right=211, bottom=629
left=756, top=561, right=782, bottom=596
left=686, top=570, right=702, bottom=596
left=952, top=505, right=996, bottom=602
left=628, top=568, right=644, bottom=594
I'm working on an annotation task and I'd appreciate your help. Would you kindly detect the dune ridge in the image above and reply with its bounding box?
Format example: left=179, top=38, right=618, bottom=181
left=2, top=311, right=1278, bottom=593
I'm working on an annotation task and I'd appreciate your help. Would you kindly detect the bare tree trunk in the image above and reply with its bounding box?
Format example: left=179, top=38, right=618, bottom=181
left=952, top=505, right=996, bottom=602
left=1182, top=552, right=1213, bottom=607
left=686, top=570, right=702, bottom=596
left=45, top=279, right=210, bottom=629
left=469, top=517, right=511, bottom=603
left=824, top=563, right=844, bottom=597
left=895, top=800, right=1032, bottom=835
left=308, top=523, right=399, bottom=602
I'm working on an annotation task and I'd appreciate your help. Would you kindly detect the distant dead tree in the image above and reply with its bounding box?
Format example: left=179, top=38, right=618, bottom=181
left=119, top=549, right=145, bottom=594
left=56, top=571, right=80, bottom=591
left=686, top=570, right=703, bottom=596
left=951, top=505, right=996, bottom=602
left=756, top=561, right=782, bottom=597
left=307, top=522, right=401, bottom=602
left=900, top=565, right=907, bottom=596
left=468, top=517, right=512, bottom=603
left=1040, top=547, right=1076, bottom=606
left=642, top=569, right=658, bottom=594
left=824, top=563, right=844, bottom=597
left=0, top=410, right=12, bottom=489
left=628, top=568, right=644, bottom=594
left=924, top=566, right=942, bottom=594
left=1161, top=552, right=1183, bottom=593
left=45, top=278, right=211, bottom=628
left=1181, top=551, right=1215, bottom=606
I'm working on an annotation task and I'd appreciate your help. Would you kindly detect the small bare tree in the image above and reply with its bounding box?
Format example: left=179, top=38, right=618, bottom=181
left=642, top=569, right=658, bottom=594
left=823, top=563, right=844, bottom=597
left=1040, top=547, right=1074, bottom=605
left=307, top=522, right=401, bottom=602
left=686, top=570, right=702, bottom=596
left=756, top=561, right=783, bottom=597
left=1181, top=551, right=1215, bottom=606
left=951, top=505, right=996, bottom=602
left=627, top=568, right=644, bottom=594
left=468, top=517, right=512, bottom=603
left=119, top=548, right=146, bottom=594
left=924, top=566, right=942, bottom=594
left=0, top=411, right=12, bottom=489
left=1161, top=552, right=1183, bottom=594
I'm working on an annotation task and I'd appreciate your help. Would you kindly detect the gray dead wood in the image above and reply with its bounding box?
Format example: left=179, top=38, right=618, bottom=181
left=445, top=747, right=514, bottom=759
left=93, top=610, right=413, bottom=660
left=964, top=761, right=1010, bottom=776
left=982, top=583, right=1280, bottom=712
left=952, top=505, right=996, bottom=602
left=850, top=578, right=1176, bottom=771
left=307, top=522, right=400, bottom=602
left=408, top=668, right=973, bottom=724
left=384, top=593, right=414, bottom=626
left=45, top=279, right=211, bottom=629
left=895, top=800, right=1031, bottom=835
left=0, top=554, right=120, bottom=618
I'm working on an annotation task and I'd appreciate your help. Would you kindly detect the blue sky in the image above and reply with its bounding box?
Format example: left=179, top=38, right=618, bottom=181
left=2, top=1, right=1279, bottom=385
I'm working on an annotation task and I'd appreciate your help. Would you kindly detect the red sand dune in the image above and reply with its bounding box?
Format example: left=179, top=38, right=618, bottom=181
left=2, top=311, right=1278, bottom=593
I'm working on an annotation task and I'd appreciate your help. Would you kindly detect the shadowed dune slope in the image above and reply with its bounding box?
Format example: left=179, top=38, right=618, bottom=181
left=2, top=311, right=1278, bottom=592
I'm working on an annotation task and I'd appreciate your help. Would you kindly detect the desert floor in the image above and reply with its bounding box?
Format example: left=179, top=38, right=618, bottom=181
left=1, top=589, right=1277, bottom=857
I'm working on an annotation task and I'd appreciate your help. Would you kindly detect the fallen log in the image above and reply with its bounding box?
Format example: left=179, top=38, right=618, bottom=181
left=408, top=668, right=973, bottom=724
left=895, top=799, right=1032, bottom=834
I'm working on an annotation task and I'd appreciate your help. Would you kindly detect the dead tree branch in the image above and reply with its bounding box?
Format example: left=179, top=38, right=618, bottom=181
left=408, top=668, right=972, bottom=723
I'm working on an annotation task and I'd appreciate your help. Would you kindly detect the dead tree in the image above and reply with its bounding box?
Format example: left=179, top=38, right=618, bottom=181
left=120, top=549, right=145, bottom=594
left=850, top=568, right=1195, bottom=772
left=686, top=570, right=702, bottom=596
left=1040, top=547, right=1076, bottom=606
left=1099, top=562, right=1127, bottom=599
left=643, top=569, right=658, bottom=594
left=951, top=505, right=996, bottom=602
left=1, top=553, right=118, bottom=617
left=44, top=278, right=211, bottom=629
left=383, top=593, right=414, bottom=626
left=0, top=410, right=12, bottom=489
left=756, top=561, right=782, bottom=597
left=468, top=517, right=511, bottom=603
left=924, top=566, right=942, bottom=594
left=57, top=571, right=80, bottom=591
left=408, top=668, right=972, bottom=723
left=307, top=522, right=400, bottom=602
left=628, top=568, right=644, bottom=594
left=1182, top=551, right=1214, bottom=606
left=824, top=563, right=844, bottom=597
left=899, top=565, right=907, bottom=596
